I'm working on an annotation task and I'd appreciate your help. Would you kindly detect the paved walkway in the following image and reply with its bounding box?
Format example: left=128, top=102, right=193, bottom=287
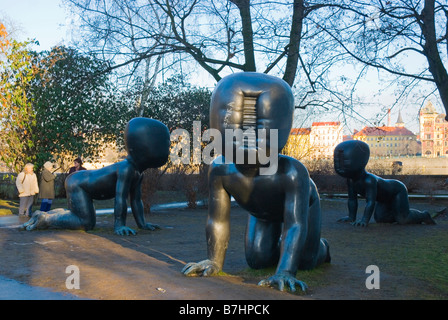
left=0, top=275, right=82, bottom=300
left=0, top=215, right=82, bottom=300
left=0, top=201, right=202, bottom=300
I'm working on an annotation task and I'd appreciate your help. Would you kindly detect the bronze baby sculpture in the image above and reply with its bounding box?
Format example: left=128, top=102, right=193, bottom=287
left=334, top=140, right=436, bottom=226
left=23, top=117, right=171, bottom=235
left=182, top=72, right=330, bottom=293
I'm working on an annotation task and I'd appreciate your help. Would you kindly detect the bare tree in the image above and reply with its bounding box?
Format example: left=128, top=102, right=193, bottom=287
left=65, top=1, right=348, bottom=90
left=64, top=0, right=448, bottom=131
left=65, top=0, right=174, bottom=115
left=313, top=0, right=448, bottom=119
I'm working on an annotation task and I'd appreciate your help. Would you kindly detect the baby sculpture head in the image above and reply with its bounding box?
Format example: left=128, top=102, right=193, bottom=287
left=334, top=140, right=370, bottom=179
left=125, top=117, right=170, bottom=172
left=209, top=72, right=294, bottom=175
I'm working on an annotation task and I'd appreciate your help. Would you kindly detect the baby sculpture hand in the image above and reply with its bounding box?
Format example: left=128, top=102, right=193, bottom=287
left=181, top=259, right=220, bottom=277
left=258, top=271, right=308, bottom=293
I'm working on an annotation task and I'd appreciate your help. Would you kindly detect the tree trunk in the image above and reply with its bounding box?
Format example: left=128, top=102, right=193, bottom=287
left=421, top=0, right=448, bottom=120
left=231, top=0, right=256, bottom=72
left=282, top=0, right=305, bottom=86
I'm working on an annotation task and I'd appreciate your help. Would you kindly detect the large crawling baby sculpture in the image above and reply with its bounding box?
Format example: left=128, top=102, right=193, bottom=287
left=23, top=117, right=170, bottom=235
left=182, top=72, right=331, bottom=292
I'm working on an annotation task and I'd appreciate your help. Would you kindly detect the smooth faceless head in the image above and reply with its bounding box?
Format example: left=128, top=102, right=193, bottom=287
left=209, top=72, right=294, bottom=164
left=334, top=140, right=370, bottom=178
left=125, top=117, right=170, bottom=172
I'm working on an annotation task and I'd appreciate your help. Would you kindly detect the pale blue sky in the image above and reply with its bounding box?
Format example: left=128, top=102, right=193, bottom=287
left=0, top=0, right=69, bottom=51
left=0, top=0, right=442, bottom=134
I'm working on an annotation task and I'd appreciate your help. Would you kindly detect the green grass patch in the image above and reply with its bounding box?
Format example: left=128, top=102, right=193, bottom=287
left=235, top=263, right=331, bottom=295
left=295, top=263, right=333, bottom=288
left=0, top=199, right=18, bottom=215
left=357, top=222, right=448, bottom=298
left=237, top=266, right=276, bottom=279
left=391, top=228, right=448, bottom=296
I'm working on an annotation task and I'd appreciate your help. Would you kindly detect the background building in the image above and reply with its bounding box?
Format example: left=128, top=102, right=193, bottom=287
left=354, top=112, right=420, bottom=157
left=309, top=122, right=343, bottom=159
left=419, top=101, right=448, bottom=157
left=354, top=126, right=421, bottom=157
left=283, top=128, right=311, bottom=160
left=285, top=102, right=448, bottom=162
left=285, top=121, right=343, bottom=160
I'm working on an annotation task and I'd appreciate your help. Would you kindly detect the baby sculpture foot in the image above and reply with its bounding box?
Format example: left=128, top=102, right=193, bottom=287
left=423, top=211, right=436, bottom=225
left=21, top=211, right=49, bottom=231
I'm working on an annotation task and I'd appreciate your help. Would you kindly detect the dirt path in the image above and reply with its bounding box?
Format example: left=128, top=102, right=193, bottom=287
left=0, top=198, right=447, bottom=300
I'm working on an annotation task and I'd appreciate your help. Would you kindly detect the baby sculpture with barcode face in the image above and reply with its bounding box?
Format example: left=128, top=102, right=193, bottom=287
left=182, top=72, right=330, bottom=293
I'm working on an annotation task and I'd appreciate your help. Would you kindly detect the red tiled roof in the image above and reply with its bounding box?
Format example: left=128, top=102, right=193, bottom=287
left=311, top=121, right=340, bottom=126
left=354, top=126, right=415, bottom=137
left=290, top=128, right=311, bottom=135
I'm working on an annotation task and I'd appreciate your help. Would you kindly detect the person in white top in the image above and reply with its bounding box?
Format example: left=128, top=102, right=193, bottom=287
left=16, top=163, right=39, bottom=216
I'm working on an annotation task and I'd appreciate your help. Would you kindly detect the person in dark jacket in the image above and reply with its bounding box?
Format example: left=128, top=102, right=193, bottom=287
left=39, top=161, right=56, bottom=212
left=68, top=158, right=87, bottom=175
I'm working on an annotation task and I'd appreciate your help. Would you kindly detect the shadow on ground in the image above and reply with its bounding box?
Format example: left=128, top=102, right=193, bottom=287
left=0, top=198, right=447, bottom=300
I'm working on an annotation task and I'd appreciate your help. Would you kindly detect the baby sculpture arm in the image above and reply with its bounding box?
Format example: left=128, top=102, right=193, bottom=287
left=182, top=168, right=230, bottom=276
left=338, top=178, right=358, bottom=223
left=258, top=177, right=310, bottom=292
left=353, top=175, right=377, bottom=227
left=113, top=168, right=160, bottom=236
left=113, top=168, right=137, bottom=236
left=130, top=176, right=160, bottom=232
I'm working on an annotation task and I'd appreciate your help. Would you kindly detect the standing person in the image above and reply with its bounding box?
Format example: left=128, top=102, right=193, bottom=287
left=39, top=161, right=56, bottom=212
left=68, top=157, right=86, bottom=175
left=16, top=163, right=39, bottom=217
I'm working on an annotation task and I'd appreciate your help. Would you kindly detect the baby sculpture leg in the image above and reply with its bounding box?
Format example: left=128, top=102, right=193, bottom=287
left=387, top=187, right=435, bottom=225
left=257, top=182, right=330, bottom=292
left=297, top=190, right=330, bottom=270
left=23, top=208, right=87, bottom=231
left=245, top=216, right=281, bottom=269
left=23, top=181, right=95, bottom=231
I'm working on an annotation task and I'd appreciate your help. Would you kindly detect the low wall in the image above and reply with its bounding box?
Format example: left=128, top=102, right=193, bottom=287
left=368, top=157, right=448, bottom=175
left=2, top=171, right=447, bottom=200
left=311, top=174, right=448, bottom=195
